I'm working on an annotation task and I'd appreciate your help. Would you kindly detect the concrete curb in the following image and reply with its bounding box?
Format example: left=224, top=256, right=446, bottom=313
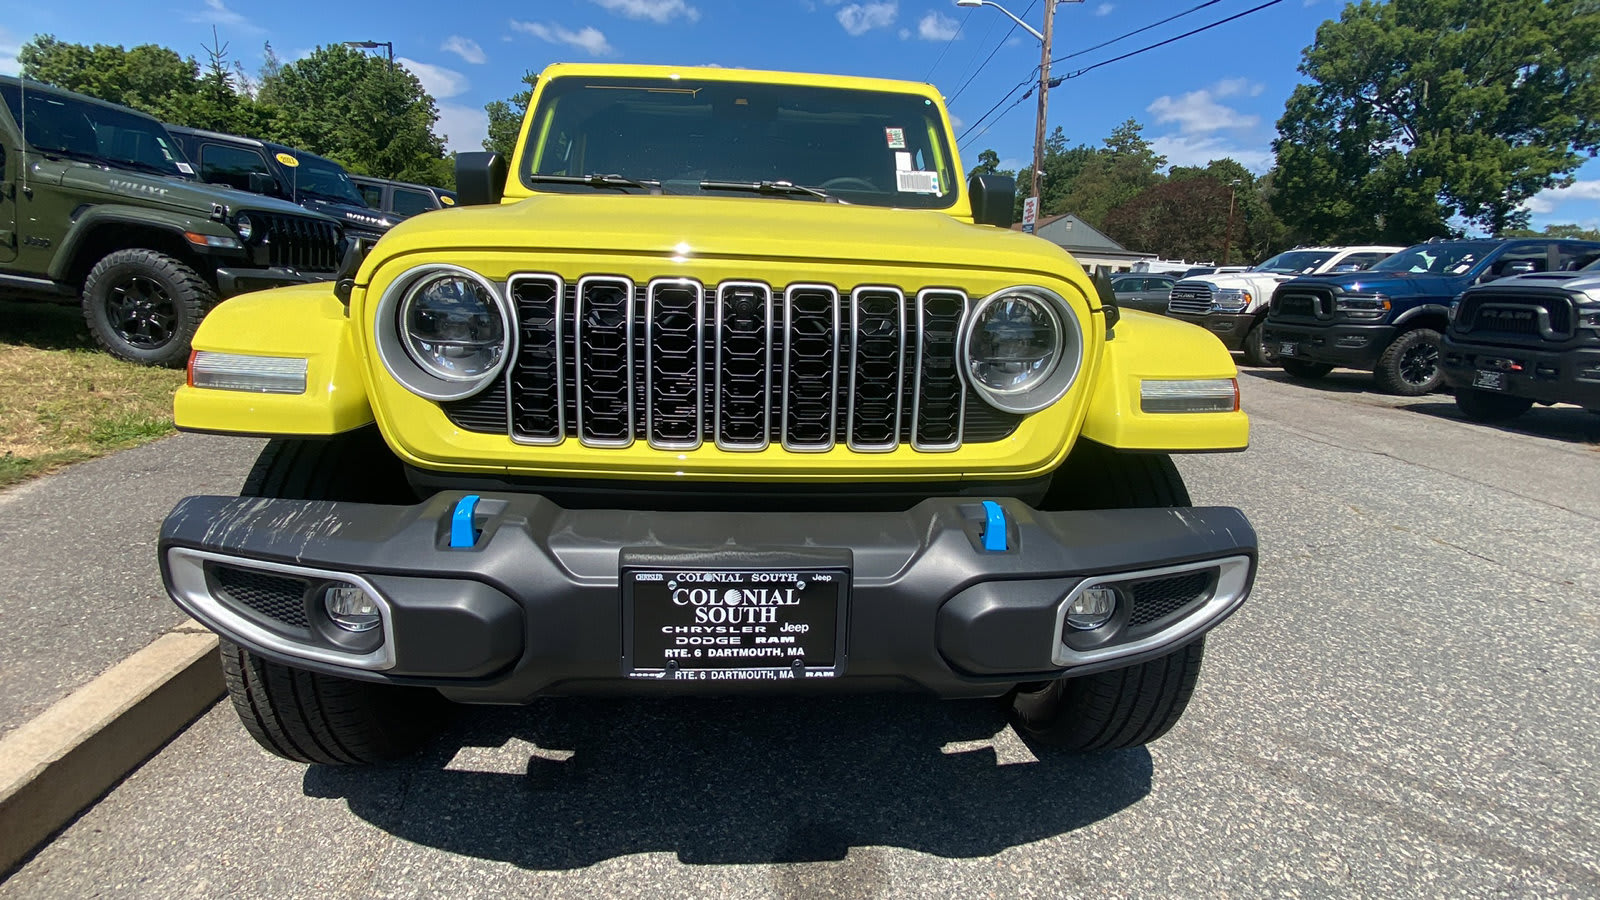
left=0, top=621, right=221, bottom=876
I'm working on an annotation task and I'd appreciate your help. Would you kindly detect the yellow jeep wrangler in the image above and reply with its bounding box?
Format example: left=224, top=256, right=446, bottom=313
left=159, top=63, right=1255, bottom=765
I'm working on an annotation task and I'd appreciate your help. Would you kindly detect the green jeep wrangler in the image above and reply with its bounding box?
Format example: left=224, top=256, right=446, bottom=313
left=0, top=76, right=344, bottom=365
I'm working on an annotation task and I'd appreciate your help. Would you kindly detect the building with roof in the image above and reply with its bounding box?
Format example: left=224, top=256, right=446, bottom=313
left=1013, top=213, right=1156, bottom=277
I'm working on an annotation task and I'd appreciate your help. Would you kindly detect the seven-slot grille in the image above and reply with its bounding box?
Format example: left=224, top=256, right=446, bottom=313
left=252, top=212, right=342, bottom=272
left=1166, top=283, right=1214, bottom=316
left=1455, top=291, right=1575, bottom=341
left=451, top=274, right=1018, bottom=452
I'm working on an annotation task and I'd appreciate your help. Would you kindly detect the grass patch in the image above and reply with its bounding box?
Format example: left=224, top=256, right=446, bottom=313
left=0, top=299, right=184, bottom=490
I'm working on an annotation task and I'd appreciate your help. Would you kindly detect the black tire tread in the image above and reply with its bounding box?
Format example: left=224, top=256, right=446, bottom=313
left=1240, top=321, right=1269, bottom=368
left=81, top=248, right=214, bottom=367
left=1374, top=327, right=1442, bottom=396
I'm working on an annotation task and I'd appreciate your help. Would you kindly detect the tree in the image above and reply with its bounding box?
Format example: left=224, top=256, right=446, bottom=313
left=19, top=35, right=202, bottom=122
left=1501, top=222, right=1600, bottom=240
left=1013, top=126, right=1098, bottom=219
left=483, top=71, right=540, bottom=160
left=1272, top=0, right=1600, bottom=243
left=259, top=45, right=450, bottom=184
left=1053, top=119, right=1166, bottom=228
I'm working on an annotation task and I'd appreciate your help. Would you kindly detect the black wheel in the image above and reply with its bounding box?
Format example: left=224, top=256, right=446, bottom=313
left=1374, top=328, right=1443, bottom=396
left=1454, top=387, right=1533, bottom=423
left=1280, top=358, right=1334, bottom=380
left=82, top=248, right=214, bottom=366
left=1016, top=441, right=1205, bottom=752
left=1240, top=321, right=1271, bottom=367
left=223, top=428, right=442, bottom=765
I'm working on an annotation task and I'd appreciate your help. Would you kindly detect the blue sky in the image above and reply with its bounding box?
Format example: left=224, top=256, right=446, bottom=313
left=1, top=0, right=1594, bottom=229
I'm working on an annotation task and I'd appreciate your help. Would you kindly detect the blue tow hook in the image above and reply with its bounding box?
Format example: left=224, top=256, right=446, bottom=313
left=450, top=494, right=482, bottom=549
left=980, top=500, right=1008, bottom=552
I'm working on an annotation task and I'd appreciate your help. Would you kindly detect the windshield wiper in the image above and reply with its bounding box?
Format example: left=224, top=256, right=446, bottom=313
left=530, top=173, right=662, bottom=193
left=698, top=180, right=840, bottom=202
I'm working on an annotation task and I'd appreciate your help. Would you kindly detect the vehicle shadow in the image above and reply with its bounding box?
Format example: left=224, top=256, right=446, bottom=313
left=302, top=695, right=1153, bottom=870
left=1400, top=400, right=1600, bottom=444
left=1241, top=367, right=1380, bottom=395
left=0, top=299, right=98, bottom=352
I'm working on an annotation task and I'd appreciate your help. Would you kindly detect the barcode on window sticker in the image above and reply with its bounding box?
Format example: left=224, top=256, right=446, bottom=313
left=896, top=170, right=940, bottom=194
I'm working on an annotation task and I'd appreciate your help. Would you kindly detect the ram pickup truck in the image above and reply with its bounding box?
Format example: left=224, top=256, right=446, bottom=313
left=1442, top=258, right=1600, bottom=421
left=1166, top=246, right=1400, bottom=366
left=0, top=76, right=344, bottom=365
left=158, top=63, right=1258, bottom=765
left=1262, top=238, right=1600, bottom=395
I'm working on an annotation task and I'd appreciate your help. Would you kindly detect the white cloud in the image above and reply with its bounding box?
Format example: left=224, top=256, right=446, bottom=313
left=837, top=2, right=897, bottom=36
left=0, top=28, right=21, bottom=77
left=1522, top=180, right=1600, bottom=216
left=1095, top=3, right=1115, bottom=15
left=1212, top=77, right=1265, bottom=98
left=949, top=114, right=964, bottom=130
left=187, top=0, right=262, bottom=33
left=436, top=102, right=489, bottom=154
left=398, top=58, right=469, bottom=99
left=1148, top=134, right=1274, bottom=173
left=441, top=36, right=486, bottom=65
left=589, top=0, right=700, bottom=23
left=918, top=11, right=960, bottom=40
left=510, top=20, right=615, bottom=56
left=1147, top=81, right=1261, bottom=134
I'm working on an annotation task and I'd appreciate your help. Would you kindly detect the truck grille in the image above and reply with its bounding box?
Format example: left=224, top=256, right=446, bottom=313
left=1272, top=289, right=1328, bottom=319
left=444, top=275, right=1022, bottom=451
left=1166, top=283, right=1214, bottom=316
left=253, top=213, right=342, bottom=272
left=1456, top=292, right=1574, bottom=340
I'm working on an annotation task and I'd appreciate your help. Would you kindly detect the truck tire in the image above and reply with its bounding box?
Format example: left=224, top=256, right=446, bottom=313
left=1454, top=387, right=1533, bottom=423
left=81, top=248, right=213, bottom=367
left=1280, top=358, right=1333, bottom=380
left=1373, top=328, right=1443, bottom=396
left=1015, top=441, right=1207, bottom=752
left=221, top=428, right=443, bottom=765
left=1240, top=321, right=1270, bottom=367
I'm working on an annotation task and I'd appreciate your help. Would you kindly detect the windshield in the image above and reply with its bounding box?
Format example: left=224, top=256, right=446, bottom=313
left=1, top=83, right=188, bottom=178
left=278, top=152, right=367, bottom=205
left=1369, top=242, right=1497, bottom=275
left=1254, top=250, right=1335, bottom=275
left=521, top=76, right=958, bottom=209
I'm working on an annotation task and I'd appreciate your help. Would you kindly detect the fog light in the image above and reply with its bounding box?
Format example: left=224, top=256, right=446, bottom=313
left=1066, top=585, right=1118, bottom=631
left=323, top=583, right=380, bottom=632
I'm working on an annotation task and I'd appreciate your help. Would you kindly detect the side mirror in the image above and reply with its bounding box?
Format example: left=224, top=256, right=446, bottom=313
left=456, top=152, right=508, bottom=206
left=247, top=172, right=279, bottom=196
left=968, top=174, right=1016, bottom=228
left=1500, top=260, right=1537, bottom=278
left=1091, top=270, right=1121, bottom=338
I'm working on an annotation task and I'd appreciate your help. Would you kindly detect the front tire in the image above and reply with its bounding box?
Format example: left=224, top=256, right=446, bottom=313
left=1374, top=328, right=1443, bottom=396
left=1455, top=387, right=1533, bottom=423
left=221, top=429, right=443, bottom=765
left=1016, top=441, right=1207, bottom=751
left=1240, top=321, right=1271, bottom=367
left=81, top=249, right=213, bottom=366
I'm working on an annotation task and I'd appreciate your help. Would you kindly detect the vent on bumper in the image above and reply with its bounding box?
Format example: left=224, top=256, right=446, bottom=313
left=212, top=564, right=311, bottom=632
left=441, top=276, right=1023, bottom=450
left=1126, top=570, right=1213, bottom=627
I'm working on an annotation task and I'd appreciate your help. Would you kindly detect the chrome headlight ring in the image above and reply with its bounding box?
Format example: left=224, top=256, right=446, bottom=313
left=959, top=285, right=1085, bottom=414
left=373, top=264, right=515, bottom=401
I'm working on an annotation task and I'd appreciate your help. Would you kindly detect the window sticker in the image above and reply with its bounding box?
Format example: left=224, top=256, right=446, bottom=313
left=175, top=162, right=195, bottom=175
left=896, top=170, right=940, bottom=194
left=894, top=151, right=912, bottom=171
left=885, top=127, right=906, bottom=149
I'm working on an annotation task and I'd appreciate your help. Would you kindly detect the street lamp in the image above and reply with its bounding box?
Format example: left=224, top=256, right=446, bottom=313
left=343, top=40, right=394, bottom=67
left=955, top=0, right=1074, bottom=217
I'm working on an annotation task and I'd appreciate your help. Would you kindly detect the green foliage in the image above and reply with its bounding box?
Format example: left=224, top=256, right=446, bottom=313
left=1271, top=0, right=1600, bottom=243
left=484, top=71, right=539, bottom=160
left=1500, top=222, right=1600, bottom=240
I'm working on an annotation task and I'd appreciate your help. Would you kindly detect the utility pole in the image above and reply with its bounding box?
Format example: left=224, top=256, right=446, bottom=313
left=1031, top=0, right=1057, bottom=209
left=1223, top=180, right=1239, bottom=266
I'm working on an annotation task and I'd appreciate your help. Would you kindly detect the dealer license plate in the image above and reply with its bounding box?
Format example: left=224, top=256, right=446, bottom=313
left=1473, top=370, right=1507, bottom=391
left=1279, top=341, right=1299, bottom=357
left=623, top=568, right=848, bottom=682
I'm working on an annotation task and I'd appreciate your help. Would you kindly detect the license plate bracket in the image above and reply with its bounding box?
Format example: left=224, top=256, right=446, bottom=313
left=622, top=567, right=850, bottom=682
left=1473, top=369, right=1507, bottom=391
left=1279, top=341, right=1299, bottom=357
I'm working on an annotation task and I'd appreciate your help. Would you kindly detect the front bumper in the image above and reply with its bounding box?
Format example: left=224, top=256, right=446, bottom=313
left=1442, top=337, right=1600, bottom=408
left=1171, top=311, right=1255, bottom=351
left=1261, top=320, right=1396, bottom=369
left=215, top=266, right=336, bottom=297
left=159, top=494, right=1257, bottom=702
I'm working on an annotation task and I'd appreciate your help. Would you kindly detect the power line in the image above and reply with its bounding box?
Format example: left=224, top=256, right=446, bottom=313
left=956, top=69, right=1038, bottom=146
left=1054, top=0, right=1288, bottom=76
left=946, top=0, right=1039, bottom=106
left=924, top=8, right=973, bottom=81
left=1051, top=0, right=1228, bottom=65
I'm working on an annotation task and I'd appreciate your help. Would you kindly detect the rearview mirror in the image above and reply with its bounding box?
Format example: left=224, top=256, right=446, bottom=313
left=968, top=174, right=1015, bottom=228
left=456, top=152, right=508, bottom=206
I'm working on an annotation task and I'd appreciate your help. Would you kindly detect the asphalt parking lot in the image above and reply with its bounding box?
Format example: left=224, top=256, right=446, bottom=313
left=4, top=370, right=1598, bottom=898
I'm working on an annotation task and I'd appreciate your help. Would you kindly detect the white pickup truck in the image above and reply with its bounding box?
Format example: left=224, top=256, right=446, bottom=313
left=1165, top=245, right=1402, bottom=366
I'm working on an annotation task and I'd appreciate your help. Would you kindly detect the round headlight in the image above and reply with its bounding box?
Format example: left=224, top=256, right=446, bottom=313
left=234, top=214, right=253, bottom=242
left=961, top=286, right=1084, bottom=414
left=399, top=273, right=507, bottom=381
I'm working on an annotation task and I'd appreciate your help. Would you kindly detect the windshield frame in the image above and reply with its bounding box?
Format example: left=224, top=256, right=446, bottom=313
left=273, top=150, right=367, bottom=206
left=1253, top=250, right=1336, bottom=275
left=516, top=74, right=961, bottom=210
left=1367, top=241, right=1501, bottom=276
left=1, top=82, right=189, bottom=179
